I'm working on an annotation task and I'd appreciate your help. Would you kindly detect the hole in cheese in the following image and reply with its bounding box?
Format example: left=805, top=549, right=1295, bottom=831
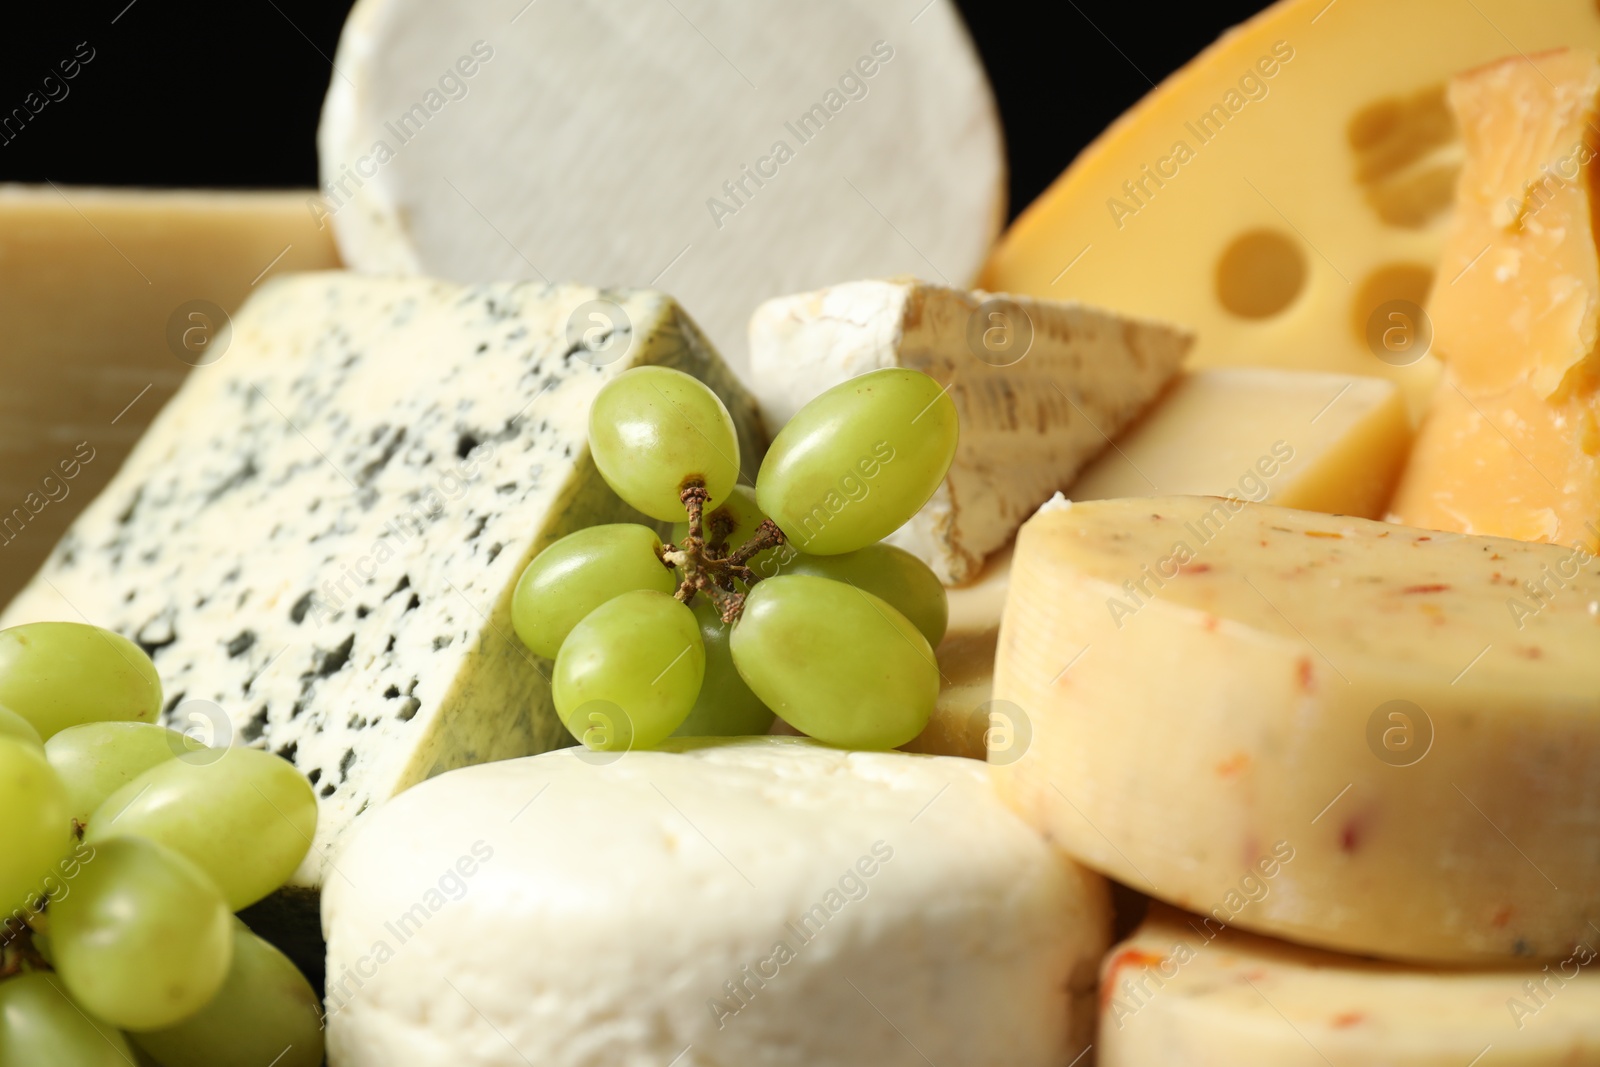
left=1349, top=84, right=1461, bottom=228
left=1350, top=262, right=1434, bottom=343
left=1215, top=229, right=1306, bottom=319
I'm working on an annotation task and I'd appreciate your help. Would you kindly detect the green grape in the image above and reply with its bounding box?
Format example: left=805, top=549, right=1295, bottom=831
left=672, top=598, right=774, bottom=738
left=51, top=836, right=233, bottom=1031
left=553, top=590, right=704, bottom=751
left=87, top=746, right=316, bottom=911
left=130, top=921, right=324, bottom=1067
left=588, top=366, right=741, bottom=521
left=0, top=704, right=43, bottom=749
left=757, top=368, right=959, bottom=555
left=784, top=543, right=948, bottom=646
left=0, top=971, right=137, bottom=1067
left=0, top=737, right=72, bottom=917
left=512, top=524, right=678, bottom=659
left=730, top=575, right=937, bottom=750
left=0, top=622, right=162, bottom=740
left=670, top=484, right=794, bottom=578
left=46, top=722, right=196, bottom=827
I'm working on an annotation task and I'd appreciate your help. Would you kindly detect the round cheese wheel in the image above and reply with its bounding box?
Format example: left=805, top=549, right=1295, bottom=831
left=322, top=737, right=1108, bottom=1066
left=317, top=0, right=1004, bottom=385
left=980, top=0, right=1600, bottom=417
left=1102, top=906, right=1600, bottom=1065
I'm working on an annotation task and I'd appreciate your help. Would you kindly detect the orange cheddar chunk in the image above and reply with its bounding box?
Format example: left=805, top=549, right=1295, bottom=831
left=1391, top=51, right=1600, bottom=550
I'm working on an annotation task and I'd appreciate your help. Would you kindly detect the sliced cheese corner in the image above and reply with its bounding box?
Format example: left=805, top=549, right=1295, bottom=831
left=0, top=185, right=340, bottom=607
left=992, top=495, right=1600, bottom=964
left=1101, top=905, right=1600, bottom=1065
left=1, top=272, right=764, bottom=912
left=901, top=543, right=1013, bottom=761
left=1389, top=50, right=1600, bottom=552
left=1070, top=368, right=1411, bottom=518
left=749, top=279, right=1192, bottom=584
left=979, top=0, right=1600, bottom=417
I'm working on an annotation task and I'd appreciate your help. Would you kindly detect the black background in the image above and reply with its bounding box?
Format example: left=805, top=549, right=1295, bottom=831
left=0, top=1, right=1273, bottom=218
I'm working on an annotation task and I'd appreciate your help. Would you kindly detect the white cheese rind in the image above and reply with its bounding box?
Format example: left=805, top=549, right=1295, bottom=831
left=317, top=0, right=1005, bottom=384
left=1102, top=906, right=1600, bottom=1065
left=749, top=280, right=1192, bottom=583
left=322, top=738, right=1110, bottom=1067
left=0, top=272, right=764, bottom=891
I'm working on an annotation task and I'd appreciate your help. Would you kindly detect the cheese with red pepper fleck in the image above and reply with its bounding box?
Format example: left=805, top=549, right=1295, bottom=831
left=992, top=495, right=1600, bottom=964
left=1100, top=905, right=1600, bottom=1065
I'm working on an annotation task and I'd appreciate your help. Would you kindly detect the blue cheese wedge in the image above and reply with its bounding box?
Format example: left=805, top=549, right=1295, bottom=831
left=0, top=272, right=763, bottom=898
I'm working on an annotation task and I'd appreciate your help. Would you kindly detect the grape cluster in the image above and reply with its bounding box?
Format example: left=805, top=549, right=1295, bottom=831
left=0, top=622, right=323, bottom=1067
left=513, top=365, right=960, bottom=752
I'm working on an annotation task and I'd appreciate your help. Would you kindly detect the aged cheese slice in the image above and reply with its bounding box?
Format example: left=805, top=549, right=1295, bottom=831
left=993, top=496, right=1600, bottom=964
left=0, top=186, right=338, bottom=607
left=749, top=279, right=1192, bottom=583
left=0, top=273, right=763, bottom=905
left=1389, top=52, right=1600, bottom=551
left=1101, top=905, right=1600, bottom=1065
left=1070, top=368, right=1411, bottom=519
left=322, top=738, right=1110, bottom=1066
left=979, top=0, right=1600, bottom=416
left=318, top=0, right=1003, bottom=384
left=902, top=544, right=1012, bottom=760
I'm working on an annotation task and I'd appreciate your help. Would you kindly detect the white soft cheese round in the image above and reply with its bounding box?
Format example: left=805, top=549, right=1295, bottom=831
left=317, top=0, right=1004, bottom=384
left=322, top=737, right=1107, bottom=1066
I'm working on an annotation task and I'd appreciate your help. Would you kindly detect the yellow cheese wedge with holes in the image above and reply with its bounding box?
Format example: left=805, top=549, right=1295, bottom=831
left=992, top=496, right=1600, bottom=964
left=1100, top=905, right=1600, bottom=1065
left=979, top=0, right=1600, bottom=417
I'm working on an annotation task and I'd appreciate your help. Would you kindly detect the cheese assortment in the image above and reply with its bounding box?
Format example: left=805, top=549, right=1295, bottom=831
left=321, top=738, right=1110, bottom=1067
left=1100, top=906, right=1600, bottom=1065
left=749, top=279, right=1193, bottom=583
left=979, top=0, right=1600, bottom=416
left=0, top=186, right=339, bottom=606
left=319, top=0, right=1004, bottom=383
left=992, top=496, right=1600, bottom=963
left=1389, top=52, right=1600, bottom=551
left=6, top=0, right=1600, bottom=1061
left=0, top=275, right=764, bottom=922
left=1069, top=368, right=1411, bottom=519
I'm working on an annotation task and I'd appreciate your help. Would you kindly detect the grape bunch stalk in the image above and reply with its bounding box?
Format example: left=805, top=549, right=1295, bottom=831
left=514, top=364, right=960, bottom=753
left=0, top=622, right=324, bottom=1067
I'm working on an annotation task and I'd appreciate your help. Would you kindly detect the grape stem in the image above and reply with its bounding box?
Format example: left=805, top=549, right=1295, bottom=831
left=0, top=922, right=49, bottom=979
left=662, top=484, right=785, bottom=624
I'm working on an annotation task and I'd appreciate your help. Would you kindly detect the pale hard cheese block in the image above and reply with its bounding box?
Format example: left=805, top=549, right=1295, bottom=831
left=1389, top=52, right=1600, bottom=552
left=1, top=273, right=763, bottom=900
left=0, top=185, right=338, bottom=607
left=993, top=496, right=1600, bottom=963
left=1101, top=906, right=1600, bottom=1065
left=1070, top=368, right=1410, bottom=519
left=980, top=0, right=1600, bottom=416
left=750, top=279, right=1192, bottom=583
left=902, top=544, right=1011, bottom=760
left=322, top=738, right=1110, bottom=1067
left=318, top=0, right=1003, bottom=384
